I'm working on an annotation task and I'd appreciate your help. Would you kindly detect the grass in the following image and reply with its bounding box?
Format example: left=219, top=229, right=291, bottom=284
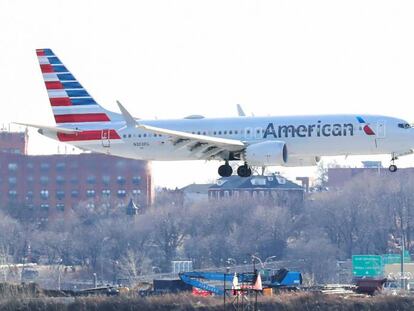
left=1, top=286, right=414, bottom=311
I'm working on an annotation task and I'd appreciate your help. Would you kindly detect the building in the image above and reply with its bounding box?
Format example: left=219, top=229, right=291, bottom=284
left=0, top=130, right=152, bottom=219
left=327, top=164, right=414, bottom=189
left=180, top=183, right=211, bottom=204
left=178, top=175, right=304, bottom=208
left=0, top=129, right=28, bottom=155
left=208, top=175, right=304, bottom=204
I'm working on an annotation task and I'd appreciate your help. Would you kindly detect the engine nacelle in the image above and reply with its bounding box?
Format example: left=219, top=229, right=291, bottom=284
left=284, top=156, right=321, bottom=167
left=243, top=141, right=288, bottom=166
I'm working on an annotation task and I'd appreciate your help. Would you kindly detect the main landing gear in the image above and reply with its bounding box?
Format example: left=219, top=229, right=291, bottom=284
left=218, top=162, right=252, bottom=178
left=218, top=161, right=233, bottom=177
left=237, top=163, right=252, bottom=177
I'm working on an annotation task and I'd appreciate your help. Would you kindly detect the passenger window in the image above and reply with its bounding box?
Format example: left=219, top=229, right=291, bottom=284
left=255, top=128, right=262, bottom=139
left=244, top=128, right=253, bottom=139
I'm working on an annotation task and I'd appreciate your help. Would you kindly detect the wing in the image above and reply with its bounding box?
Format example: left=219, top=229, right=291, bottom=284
left=137, top=123, right=245, bottom=160
left=116, top=101, right=246, bottom=160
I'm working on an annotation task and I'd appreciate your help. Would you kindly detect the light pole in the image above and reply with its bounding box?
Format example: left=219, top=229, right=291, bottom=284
left=264, top=256, right=278, bottom=268
left=401, top=234, right=405, bottom=291
left=152, top=266, right=161, bottom=274
left=57, top=259, right=63, bottom=290
left=227, top=258, right=237, bottom=269
left=112, top=260, right=119, bottom=285
left=251, top=254, right=264, bottom=269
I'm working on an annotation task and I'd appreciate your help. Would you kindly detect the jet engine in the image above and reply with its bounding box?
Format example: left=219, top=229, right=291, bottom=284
left=284, top=156, right=321, bottom=167
left=243, top=141, right=288, bottom=166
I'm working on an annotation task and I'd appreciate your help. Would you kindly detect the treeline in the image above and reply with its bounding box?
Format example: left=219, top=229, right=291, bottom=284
left=0, top=171, right=413, bottom=284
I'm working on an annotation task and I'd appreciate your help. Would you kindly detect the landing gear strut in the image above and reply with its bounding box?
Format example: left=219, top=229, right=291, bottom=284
left=389, top=154, right=398, bottom=173
left=218, top=161, right=233, bottom=177
left=237, top=163, right=252, bottom=177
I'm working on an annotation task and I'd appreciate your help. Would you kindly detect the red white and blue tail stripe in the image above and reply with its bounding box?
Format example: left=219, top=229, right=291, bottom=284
left=36, top=48, right=111, bottom=125
left=36, top=49, right=121, bottom=142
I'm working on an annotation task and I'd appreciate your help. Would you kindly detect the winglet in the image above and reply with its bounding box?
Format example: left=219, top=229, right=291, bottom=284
left=116, top=100, right=137, bottom=127
left=237, top=104, right=246, bottom=117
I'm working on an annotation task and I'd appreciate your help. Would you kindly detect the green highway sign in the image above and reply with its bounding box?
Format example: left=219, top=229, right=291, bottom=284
left=352, top=255, right=383, bottom=277
left=382, top=251, right=411, bottom=265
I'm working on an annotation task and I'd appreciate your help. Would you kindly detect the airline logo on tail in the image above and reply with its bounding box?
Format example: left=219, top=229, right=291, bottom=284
left=36, top=49, right=120, bottom=142
left=356, top=116, right=375, bottom=135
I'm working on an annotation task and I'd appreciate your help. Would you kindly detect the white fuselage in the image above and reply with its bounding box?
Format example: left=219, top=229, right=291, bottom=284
left=52, top=114, right=414, bottom=165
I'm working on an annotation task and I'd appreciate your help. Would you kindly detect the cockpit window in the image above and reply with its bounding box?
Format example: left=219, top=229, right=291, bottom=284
left=398, top=123, right=411, bottom=129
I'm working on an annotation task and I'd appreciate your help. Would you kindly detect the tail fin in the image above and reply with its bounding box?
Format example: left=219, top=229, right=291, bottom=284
left=36, top=49, right=112, bottom=125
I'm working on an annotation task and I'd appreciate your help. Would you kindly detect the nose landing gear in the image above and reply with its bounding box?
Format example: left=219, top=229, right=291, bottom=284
left=389, top=164, right=398, bottom=172
left=389, top=154, right=398, bottom=173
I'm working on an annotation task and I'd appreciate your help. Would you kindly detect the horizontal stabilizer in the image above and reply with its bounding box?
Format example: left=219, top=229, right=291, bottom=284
left=14, top=122, right=81, bottom=134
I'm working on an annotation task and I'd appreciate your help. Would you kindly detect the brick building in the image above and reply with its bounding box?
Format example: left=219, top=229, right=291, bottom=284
left=0, top=130, right=152, bottom=219
left=0, top=129, right=28, bottom=155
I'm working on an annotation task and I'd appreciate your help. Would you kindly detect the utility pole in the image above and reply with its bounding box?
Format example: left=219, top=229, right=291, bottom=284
left=223, top=268, right=226, bottom=311
left=401, top=234, right=405, bottom=291
left=251, top=255, right=258, bottom=311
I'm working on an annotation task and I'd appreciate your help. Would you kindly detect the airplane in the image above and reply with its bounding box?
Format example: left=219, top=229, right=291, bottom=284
left=19, top=48, right=414, bottom=177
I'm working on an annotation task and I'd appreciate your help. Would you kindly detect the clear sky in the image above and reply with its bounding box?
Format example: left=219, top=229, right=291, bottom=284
left=2, top=0, right=414, bottom=188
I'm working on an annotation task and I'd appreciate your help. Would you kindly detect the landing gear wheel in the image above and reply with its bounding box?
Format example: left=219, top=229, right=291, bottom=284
left=237, top=164, right=252, bottom=177
left=218, top=163, right=233, bottom=177
left=389, top=164, right=398, bottom=173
